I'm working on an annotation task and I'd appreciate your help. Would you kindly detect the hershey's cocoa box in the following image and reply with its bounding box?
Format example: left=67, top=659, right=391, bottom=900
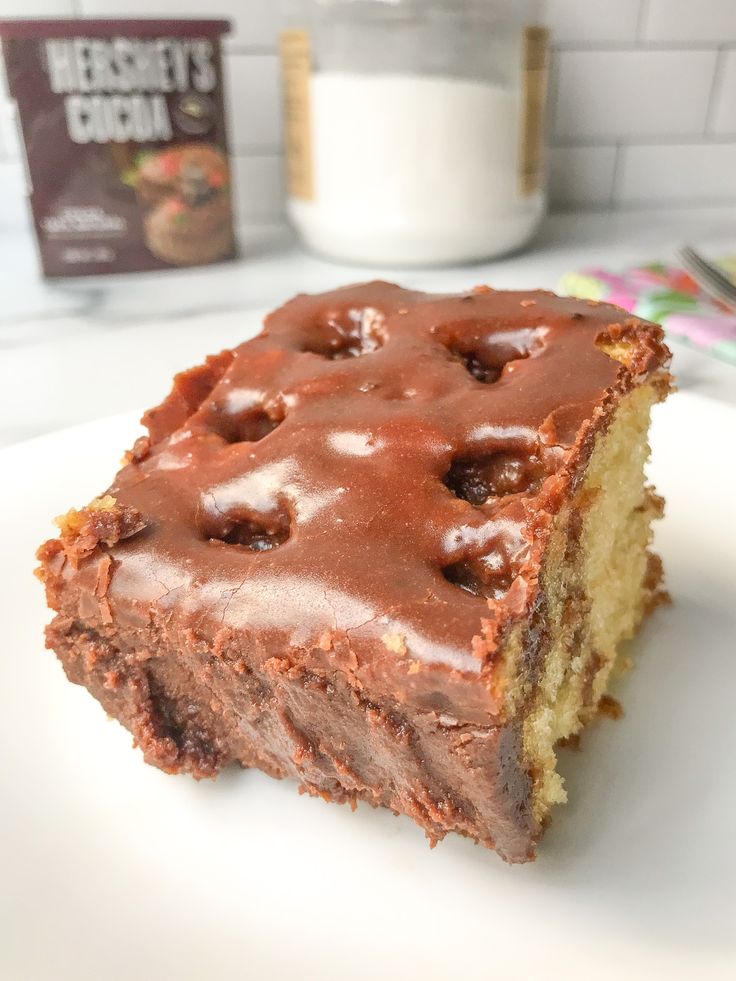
left=0, top=19, right=237, bottom=277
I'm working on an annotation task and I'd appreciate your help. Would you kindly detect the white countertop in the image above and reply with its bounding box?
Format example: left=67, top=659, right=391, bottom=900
left=1, top=207, right=734, bottom=448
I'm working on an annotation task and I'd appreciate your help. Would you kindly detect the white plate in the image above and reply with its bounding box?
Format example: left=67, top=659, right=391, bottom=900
left=1, top=392, right=734, bottom=981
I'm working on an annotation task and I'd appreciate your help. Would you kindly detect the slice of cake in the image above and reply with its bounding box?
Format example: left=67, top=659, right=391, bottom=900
left=37, top=282, right=671, bottom=862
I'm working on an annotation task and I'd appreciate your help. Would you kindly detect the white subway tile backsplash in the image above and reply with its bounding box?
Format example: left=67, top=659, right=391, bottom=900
left=0, top=159, right=28, bottom=229
left=553, top=50, right=717, bottom=140
left=233, top=153, right=284, bottom=220
left=0, top=98, right=20, bottom=159
left=0, top=94, right=6, bottom=156
left=710, top=51, right=736, bottom=135
left=548, top=145, right=617, bottom=207
left=619, top=143, right=736, bottom=203
left=545, top=0, right=641, bottom=45
left=77, top=1, right=281, bottom=48
left=0, top=0, right=734, bottom=216
left=642, top=0, right=736, bottom=45
left=0, top=0, right=76, bottom=14
left=225, top=53, right=281, bottom=150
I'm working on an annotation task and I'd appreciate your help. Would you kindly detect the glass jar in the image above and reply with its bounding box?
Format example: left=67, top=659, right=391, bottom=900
left=280, top=0, right=549, bottom=266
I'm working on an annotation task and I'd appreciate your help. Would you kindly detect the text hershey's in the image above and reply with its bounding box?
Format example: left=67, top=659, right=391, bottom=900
left=44, top=37, right=217, bottom=144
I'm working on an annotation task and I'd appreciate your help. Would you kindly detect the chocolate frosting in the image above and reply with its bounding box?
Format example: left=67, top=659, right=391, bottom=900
left=63, top=282, right=670, bottom=723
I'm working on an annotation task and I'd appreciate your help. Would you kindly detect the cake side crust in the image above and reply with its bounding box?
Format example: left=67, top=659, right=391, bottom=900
left=520, top=379, right=668, bottom=820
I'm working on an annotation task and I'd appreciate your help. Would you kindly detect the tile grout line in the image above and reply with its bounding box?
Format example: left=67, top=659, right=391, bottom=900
left=549, top=198, right=736, bottom=214
left=704, top=46, right=727, bottom=136
left=546, top=47, right=560, bottom=145
left=225, top=45, right=279, bottom=57
left=551, top=135, right=736, bottom=149
left=232, top=42, right=736, bottom=56
left=552, top=41, right=734, bottom=53
left=606, top=194, right=736, bottom=210
left=609, top=143, right=624, bottom=210
left=635, top=0, right=650, bottom=41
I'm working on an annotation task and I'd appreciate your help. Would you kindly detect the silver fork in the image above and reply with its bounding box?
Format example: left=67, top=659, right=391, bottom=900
left=678, top=244, right=736, bottom=312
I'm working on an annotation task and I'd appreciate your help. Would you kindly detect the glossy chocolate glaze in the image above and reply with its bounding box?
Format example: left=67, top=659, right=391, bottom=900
left=62, top=282, right=669, bottom=723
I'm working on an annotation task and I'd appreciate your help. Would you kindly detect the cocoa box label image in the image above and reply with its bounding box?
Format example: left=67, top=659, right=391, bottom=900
left=0, top=19, right=237, bottom=277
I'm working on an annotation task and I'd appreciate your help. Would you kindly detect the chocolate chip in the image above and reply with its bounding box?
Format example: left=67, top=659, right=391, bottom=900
left=442, top=560, right=512, bottom=601
left=444, top=327, right=548, bottom=385
left=444, top=452, right=545, bottom=505
left=215, top=521, right=289, bottom=550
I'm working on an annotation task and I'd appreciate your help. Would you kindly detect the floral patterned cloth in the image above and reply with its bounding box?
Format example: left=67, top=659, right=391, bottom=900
left=561, top=256, right=736, bottom=366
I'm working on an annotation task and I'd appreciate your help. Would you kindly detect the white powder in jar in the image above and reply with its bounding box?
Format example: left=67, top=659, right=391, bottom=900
left=288, top=72, right=545, bottom=266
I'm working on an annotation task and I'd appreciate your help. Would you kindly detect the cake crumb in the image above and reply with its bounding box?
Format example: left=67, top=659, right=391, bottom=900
left=558, top=733, right=581, bottom=750
left=381, top=632, right=407, bottom=655
left=52, top=496, right=146, bottom=566
left=318, top=630, right=334, bottom=651
left=439, top=714, right=460, bottom=728
left=122, top=435, right=152, bottom=466
left=598, top=694, right=624, bottom=720
left=613, top=655, right=634, bottom=677
left=94, top=553, right=117, bottom=599
left=55, top=494, right=116, bottom=535
left=103, top=670, right=121, bottom=690
left=596, top=336, right=633, bottom=366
